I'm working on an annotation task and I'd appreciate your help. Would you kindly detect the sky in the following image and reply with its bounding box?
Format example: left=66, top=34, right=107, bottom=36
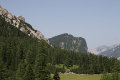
left=0, top=0, right=120, bottom=49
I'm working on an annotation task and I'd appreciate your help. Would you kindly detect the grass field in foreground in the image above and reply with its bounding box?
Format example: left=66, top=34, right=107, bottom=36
left=58, top=74, right=101, bottom=80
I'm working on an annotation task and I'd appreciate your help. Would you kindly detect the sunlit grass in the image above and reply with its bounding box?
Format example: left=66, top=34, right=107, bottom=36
left=52, top=73, right=101, bottom=80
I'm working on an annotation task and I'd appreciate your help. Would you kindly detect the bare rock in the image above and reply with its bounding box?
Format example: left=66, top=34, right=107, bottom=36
left=17, top=16, right=25, bottom=21
left=0, top=6, right=49, bottom=44
left=7, top=13, right=13, bottom=19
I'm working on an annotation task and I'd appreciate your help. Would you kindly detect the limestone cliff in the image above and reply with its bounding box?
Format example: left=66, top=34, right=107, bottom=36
left=0, top=5, right=49, bottom=43
left=49, top=33, right=88, bottom=53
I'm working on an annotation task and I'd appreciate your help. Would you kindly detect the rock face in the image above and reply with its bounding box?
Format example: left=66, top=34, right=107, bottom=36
left=17, top=16, right=25, bottom=21
left=49, top=33, right=88, bottom=53
left=100, top=44, right=120, bottom=58
left=89, top=45, right=110, bottom=55
left=0, top=5, right=48, bottom=43
left=89, top=44, right=120, bottom=59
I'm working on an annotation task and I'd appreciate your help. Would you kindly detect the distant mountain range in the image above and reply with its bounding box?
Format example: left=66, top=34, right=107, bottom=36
left=89, top=44, right=120, bottom=59
left=0, top=5, right=88, bottom=53
left=89, top=45, right=110, bottom=55
left=1, top=4, right=120, bottom=59
left=49, top=33, right=88, bottom=53
left=1, top=5, right=120, bottom=78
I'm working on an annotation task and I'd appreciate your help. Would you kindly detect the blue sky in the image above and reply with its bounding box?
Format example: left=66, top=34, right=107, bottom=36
left=0, top=0, right=120, bottom=48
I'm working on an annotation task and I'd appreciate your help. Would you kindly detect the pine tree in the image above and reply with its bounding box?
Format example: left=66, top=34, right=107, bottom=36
left=111, top=72, right=119, bottom=80
left=24, top=64, right=35, bottom=80
left=16, top=61, right=26, bottom=80
left=65, top=57, right=72, bottom=68
left=0, top=59, right=7, bottom=80
left=53, top=71, right=60, bottom=80
left=34, top=53, right=51, bottom=80
left=100, top=73, right=111, bottom=80
left=0, top=42, right=7, bottom=80
left=112, top=60, right=120, bottom=72
left=26, top=50, right=34, bottom=65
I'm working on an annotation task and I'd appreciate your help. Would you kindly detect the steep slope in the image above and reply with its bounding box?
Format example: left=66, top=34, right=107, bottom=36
left=0, top=7, right=51, bottom=79
left=1, top=6, right=120, bottom=79
left=49, top=33, right=88, bottom=53
left=0, top=5, right=48, bottom=43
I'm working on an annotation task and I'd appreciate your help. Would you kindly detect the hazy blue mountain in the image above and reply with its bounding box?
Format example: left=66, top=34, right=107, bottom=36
left=89, top=45, right=110, bottom=55
left=89, top=44, right=120, bottom=59
left=100, top=44, right=120, bottom=58
left=49, top=33, right=88, bottom=53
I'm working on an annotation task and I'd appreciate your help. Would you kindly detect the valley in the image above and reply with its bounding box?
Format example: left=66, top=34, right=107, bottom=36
left=0, top=1, right=120, bottom=80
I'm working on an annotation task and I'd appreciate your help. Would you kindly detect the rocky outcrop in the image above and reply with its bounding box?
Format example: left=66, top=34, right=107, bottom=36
left=99, top=44, right=120, bottom=58
left=49, top=33, right=88, bottom=53
left=89, top=45, right=110, bottom=55
left=17, top=16, right=25, bottom=21
left=0, top=5, right=49, bottom=43
left=89, top=44, right=120, bottom=58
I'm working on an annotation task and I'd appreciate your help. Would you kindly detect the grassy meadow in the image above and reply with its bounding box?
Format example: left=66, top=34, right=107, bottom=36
left=52, top=73, right=101, bottom=80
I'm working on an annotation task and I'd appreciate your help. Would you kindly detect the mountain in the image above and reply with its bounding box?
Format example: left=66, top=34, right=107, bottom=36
left=49, top=33, right=88, bottom=53
left=100, top=44, right=120, bottom=58
left=89, top=45, right=110, bottom=55
left=1, top=6, right=120, bottom=79
left=0, top=5, right=52, bottom=80
left=89, top=44, right=120, bottom=58
left=0, top=5, right=49, bottom=43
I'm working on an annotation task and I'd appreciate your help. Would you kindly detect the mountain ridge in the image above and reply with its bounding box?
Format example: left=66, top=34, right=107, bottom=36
left=89, top=43, right=120, bottom=58
left=49, top=33, right=88, bottom=53
left=89, top=45, right=110, bottom=55
left=0, top=5, right=49, bottom=43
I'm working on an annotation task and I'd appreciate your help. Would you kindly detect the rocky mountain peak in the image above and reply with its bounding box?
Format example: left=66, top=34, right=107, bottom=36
left=89, top=43, right=120, bottom=58
left=89, top=45, right=110, bottom=55
left=49, top=33, right=88, bottom=53
left=0, top=6, right=49, bottom=43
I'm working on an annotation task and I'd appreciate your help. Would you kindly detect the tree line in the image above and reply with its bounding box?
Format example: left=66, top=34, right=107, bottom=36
left=0, top=16, right=120, bottom=80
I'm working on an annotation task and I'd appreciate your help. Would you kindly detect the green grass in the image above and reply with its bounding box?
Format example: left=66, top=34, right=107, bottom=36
left=52, top=73, right=101, bottom=80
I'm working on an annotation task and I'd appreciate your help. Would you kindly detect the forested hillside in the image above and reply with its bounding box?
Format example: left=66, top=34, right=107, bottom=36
left=0, top=9, right=120, bottom=80
left=49, top=33, right=88, bottom=53
left=0, top=16, right=52, bottom=80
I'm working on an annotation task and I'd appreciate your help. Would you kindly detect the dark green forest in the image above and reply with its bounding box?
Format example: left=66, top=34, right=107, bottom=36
left=0, top=16, right=120, bottom=80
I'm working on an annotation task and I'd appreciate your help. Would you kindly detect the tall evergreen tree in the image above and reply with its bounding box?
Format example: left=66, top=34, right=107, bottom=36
left=53, top=71, right=60, bottom=80
left=26, top=50, right=34, bottom=65
left=100, top=73, right=111, bottom=80
left=16, top=61, right=26, bottom=80
left=0, top=59, right=7, bottom=80
left=34, top=53, right=51, bottom=80
left=111, top=72, right=119, bottom=80
left=100, top=72, right=119, bottom=80
left=24, top=64, right=35, bottom=80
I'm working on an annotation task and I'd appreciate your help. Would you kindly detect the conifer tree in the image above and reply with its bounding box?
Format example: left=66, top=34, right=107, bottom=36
left=0, top=59, right=7, bottom=80
left=16, top=61, right=26, bottom=80
left=111, top=72, right=118, bottom=80
left=100, top=73, right=111, bottom=80
left=34, top=53, right=51, bottom=80
left=24, top=64, right=35, bottom=80
left=26, top=50, right=34, bottom=65
left=53, top=71, right=60, bottom=80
